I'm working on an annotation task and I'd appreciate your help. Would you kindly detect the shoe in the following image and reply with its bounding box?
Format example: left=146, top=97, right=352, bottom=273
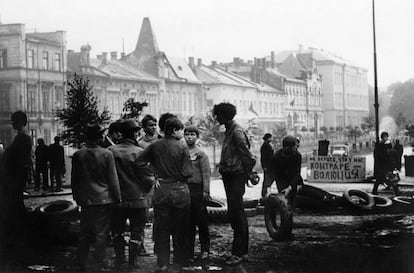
left=225, top=255, right=242, bottom=266
left=200, top=251, right=209, bottom=260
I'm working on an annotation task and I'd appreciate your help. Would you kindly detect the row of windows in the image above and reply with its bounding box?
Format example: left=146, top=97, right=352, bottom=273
left=0, top=49, right=7, bottom=68
left=334, top=71, right=367, bottom=88
left=27, top=49, right=62, bottom=71
left=223, top=99, right=285, bottom=117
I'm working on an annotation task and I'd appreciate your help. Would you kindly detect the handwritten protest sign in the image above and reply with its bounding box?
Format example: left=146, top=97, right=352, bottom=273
left=307, top=156, right=366, bottom=182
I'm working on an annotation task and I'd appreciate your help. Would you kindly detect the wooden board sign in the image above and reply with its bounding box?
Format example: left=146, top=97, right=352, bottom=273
left=307, top=156, right=366, bottom=182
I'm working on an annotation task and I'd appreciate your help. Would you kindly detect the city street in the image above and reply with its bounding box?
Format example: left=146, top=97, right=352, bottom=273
left=6, top=147, right=414, bottom=273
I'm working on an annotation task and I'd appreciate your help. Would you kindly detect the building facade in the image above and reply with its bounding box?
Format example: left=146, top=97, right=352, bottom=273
left=0, top=23, right=66, bottom=146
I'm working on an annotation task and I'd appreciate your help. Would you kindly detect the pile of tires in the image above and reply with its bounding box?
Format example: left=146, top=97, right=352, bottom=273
left=297, top=184, right=342, bottom=210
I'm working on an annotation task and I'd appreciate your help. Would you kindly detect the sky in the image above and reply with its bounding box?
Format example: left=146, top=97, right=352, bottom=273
left=1, top=0, right=413, bottom=87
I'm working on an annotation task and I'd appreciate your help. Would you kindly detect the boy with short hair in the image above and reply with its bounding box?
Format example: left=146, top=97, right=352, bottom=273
left=184, top=126, right=211, bottom=261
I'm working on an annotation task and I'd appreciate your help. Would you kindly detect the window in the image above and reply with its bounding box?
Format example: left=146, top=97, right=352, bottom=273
left=43, top=51, right=49, bottom=70
left=55, top=53, right=61, bottom=71
left=27, top=49, right=34, bottom=68
left=0, top=84, right=10, bottom=111
left=42, top=84, right=51, bottom=112
left=0, top=49, right=7, bottom=68
left=28, top=84, right=37, bottom=112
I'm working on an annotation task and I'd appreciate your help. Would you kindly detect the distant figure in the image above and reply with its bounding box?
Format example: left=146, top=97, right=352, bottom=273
left=34, top=138, right=49, bottom=191
left=271, top=135, right=302, bottom=238
left=373, top=132, right=400, bottom=195
left=109, top=120, right=154, bottom=269
left=71, top=124, right=121, bottom=272
left=49, top=136, right=65, bottom=192
left=138, top=114, right=159, bottom=149
left=394, top=139, right=404, bottom=171
left=184, top=125, right=211, bottom=261
left=260, top=133, right=274, bottom=197
left=213, top=103, right=256, bottom=266
left=102, top=120, right=123, bottom=148
left=0, top=111, right=32, bottom=261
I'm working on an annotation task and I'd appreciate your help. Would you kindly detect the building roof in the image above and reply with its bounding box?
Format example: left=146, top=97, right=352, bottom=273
left=97, top=59, right=159, bottom=82
left=164, top=55, right=200, bottom=83
left=194, top=65, right=257, bottom=88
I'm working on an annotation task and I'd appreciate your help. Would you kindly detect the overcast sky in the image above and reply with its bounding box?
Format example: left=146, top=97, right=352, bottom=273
left=1, top=0, right=413, bottom=87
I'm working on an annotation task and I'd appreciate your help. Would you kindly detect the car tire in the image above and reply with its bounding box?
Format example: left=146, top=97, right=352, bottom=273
left=37, top=200, right=78, bottom=217
left=391, top=196, right=413, bottom=213
left=206, top=197, right=228, bottom=223
left=343, top=189, right=375, bottom=210
left=264, top=193, right=293, bottom=241
left=371, top=195, right=393, bottom=208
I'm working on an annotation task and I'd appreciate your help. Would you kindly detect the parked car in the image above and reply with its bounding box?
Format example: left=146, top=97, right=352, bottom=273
left=330, top=144, right=350, bottom=156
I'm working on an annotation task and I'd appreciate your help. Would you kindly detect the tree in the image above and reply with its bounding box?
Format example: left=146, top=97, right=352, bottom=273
left=389, top=79, right=414, bottom=124
left=347, top=126, right=362, bottom=143
left=361, top=114, right=375, bottom=133
left=121, top=98, right=148, bottom=121
left=188, top=112, right=225, bottom=174
left=56, top=73, right=111, bottom=149
left=271, top=123, right=287, bottom=148
left=320, top=126, right=328, bottom=135
left=395, top=112, right=408, bottom=129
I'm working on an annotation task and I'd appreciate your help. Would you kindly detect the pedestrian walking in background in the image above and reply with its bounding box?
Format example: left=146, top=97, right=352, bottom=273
left=102, top=120, right=123, bottom=148
left=373, top=132, right=400, bottom=195
left=108, top=120, right=154, bottom=269
left=271, top=135, right=302, bottom=239
left=184, top=125, right=211, bottom=261
left=49, top=136, right=66, bottom=192
left=260, top=133, right=274, bottom=198
left=138, top=114, right=159, bottom=149
left=212, top=103, right=256, bottom=266
left=136, top=117, right=193, bottom=272
left=34, top=138, right=49, bottom=191
left=394, top=139, right=403, bottom=171
left=0, top=111, right=32, bottom=263
left=71, top=124, right=121, bottom=272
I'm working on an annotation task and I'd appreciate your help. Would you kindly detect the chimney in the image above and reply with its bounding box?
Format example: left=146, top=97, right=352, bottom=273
left=102, top=52, right=108, bottom=64
left=271, top=51, right=275, bottom=68
left=188, top=57, right=195, bottom=69
left=110, top=51, right=117, bottom=60
left=67, top=49, right=74, bottom=54
left=262, top=58, right=266, bottom=70
left=80, top=44, right=91, bottom=66
left=233, top=57, right=240, bottom=67
left=197, top=58, right=202, bottom=67
left=256, top=58, right=261, bottom=68
left=211, top=61, right=217, bottom=67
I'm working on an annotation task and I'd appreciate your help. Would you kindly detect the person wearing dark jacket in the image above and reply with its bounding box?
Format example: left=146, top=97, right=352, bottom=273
left=0, top=111, right=32, bottom=262
left=213, top=103, right=256, bottom=266
left=271, top=135, right=302, bottom=238
left=260, top=133, right=274, bottom=197
left=34, top=138, right=49, bottom=191
left=394, top=139, right=404, bottom=171
left=71, top=124, right=121, bottom=272
left=108, top=120, right=154, bottom=268
left=49, top=136, right=65, bottom=192
left=373, top=132, right=400, bottom=195
left=102, top=120, right=122, bottom=148
left=136, top=117, right=193, bottom=272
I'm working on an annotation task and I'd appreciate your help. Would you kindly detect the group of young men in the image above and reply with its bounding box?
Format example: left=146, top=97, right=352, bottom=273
left=71, top=106, right=240, bottom=272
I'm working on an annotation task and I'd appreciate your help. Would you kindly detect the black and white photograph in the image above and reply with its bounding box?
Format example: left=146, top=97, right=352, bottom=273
left=0, top=0, right=414, bottom=272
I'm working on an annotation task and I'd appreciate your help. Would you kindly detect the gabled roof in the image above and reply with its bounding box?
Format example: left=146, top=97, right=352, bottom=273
left=278, top=54, right=305, bottom=79
left=194, top=65, right=257, bottom=88
left=97, top=59, right=159, bottom=82
left=164, top=55, right=200, bottom=83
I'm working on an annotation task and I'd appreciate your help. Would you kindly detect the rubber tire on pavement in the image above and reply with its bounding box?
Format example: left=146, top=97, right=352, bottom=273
left=343, top=189, right=375, bottom=210
left=206, top=197, right=228, bottom=223
left=371, top=195, right=393, bottom=208
left=298, top=184, right=341, bottom=208
left=37, top=200, right=78, bottom=217
left=295, top=195, right=324, bottom=210
left=263, top=193, right=293, bottom=241
left=243, top=199, right=259, bottom=209
left=244, top=207, right=257, bottom=218
left=391, top=196, right=413, bottom=213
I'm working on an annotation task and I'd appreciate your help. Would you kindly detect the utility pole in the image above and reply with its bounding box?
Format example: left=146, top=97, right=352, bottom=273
left=372, top=0, right=380, bottom=143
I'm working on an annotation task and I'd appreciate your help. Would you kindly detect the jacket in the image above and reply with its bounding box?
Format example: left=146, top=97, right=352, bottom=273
left=49, top=143, right=65, bottom=170
left=260, top=141, right=273, bottom=170
left=187, top=146, right=211, bottom=194
left=271, top=148, right=302, bottom=192
left=108, top=139, right=153, bottom=208
left=71, top=144, right=121, bottom=206
left=219, top=120, right=255, bottom=175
